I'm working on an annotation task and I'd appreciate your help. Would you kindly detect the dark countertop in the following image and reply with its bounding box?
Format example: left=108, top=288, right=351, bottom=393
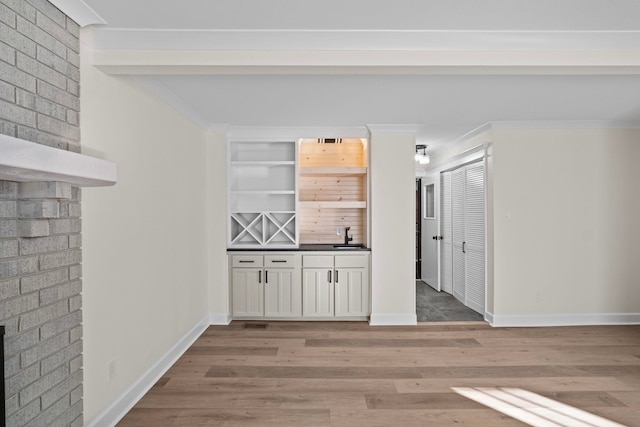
left=227, top=244, right=370, bottom=252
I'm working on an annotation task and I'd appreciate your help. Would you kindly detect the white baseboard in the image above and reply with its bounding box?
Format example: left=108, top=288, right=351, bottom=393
left=209, top=313, right=231, bottom=325
left=487, top=312, right=640, bottom=327
left=369, top=313, right=417, bottom=326
left=86, top=315, right=211, bottom=427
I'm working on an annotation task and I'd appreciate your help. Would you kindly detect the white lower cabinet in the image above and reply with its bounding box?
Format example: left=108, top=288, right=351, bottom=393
left=232, top=267, right=264, bottom=317
left=335, top=268, right=369, bottom=317
left=302, top=268, right=334, bottom=317
left=302, top=254, right=370, bottom=319
left=231, top=254, right=301, bottom=318
left=264, top=268, right=301, bottom=317
left=231, top=252, right=370, bottom=320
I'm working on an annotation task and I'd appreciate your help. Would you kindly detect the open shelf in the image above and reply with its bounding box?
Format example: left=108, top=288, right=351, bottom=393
left=298, top=138, right=368, bottom=245
left=230, top=190, right=295, bottom=195
left=231, top=161, right=296, bottom=166
left=299, top=201, right=366, bottom=209
left=229, top=141, right=296, bottom=162
left=230, top=212, right=296, bottom=247
left=299, top=167, right=367, bottom=176
left=228, top=139, right=298, bottom=248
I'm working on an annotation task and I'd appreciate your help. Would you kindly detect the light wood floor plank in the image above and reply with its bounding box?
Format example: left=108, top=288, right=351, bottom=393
left=135, top=391, right=368, bottom=410
left=185, top=346, right=279, bottom=356
left=394, top=376, right=637, bottom=393
left=329, top=409, right=528, bottom=427
left=161, top=378, right=398, bottom=394
left=305, top=338, right=482, bottom=347
left=205, top=365, right=423, bottom=379
left=117, top=408, right=331, bottom=427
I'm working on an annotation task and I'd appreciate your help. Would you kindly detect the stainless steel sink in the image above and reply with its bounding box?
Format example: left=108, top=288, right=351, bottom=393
left=332, top=244, right=366, bottom=249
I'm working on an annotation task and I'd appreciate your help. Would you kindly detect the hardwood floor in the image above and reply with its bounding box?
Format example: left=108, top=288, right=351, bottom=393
left=117, top=321, right=640, bottom=426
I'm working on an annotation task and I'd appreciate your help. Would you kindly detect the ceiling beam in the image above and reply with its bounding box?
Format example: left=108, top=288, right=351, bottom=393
left=91, top=48, right=640, bottom=76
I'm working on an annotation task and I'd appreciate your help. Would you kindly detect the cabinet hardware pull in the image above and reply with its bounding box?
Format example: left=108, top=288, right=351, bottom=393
left=271, top=260, right=287, bottom=263
left=265, top=270, right=269, bottom=284
left=335, top=270, right=339, bottom=283
left=462, top=242, right=466, bottom=253
left=239, top=260, right=254, bottom=263
left=258, top=270, right=262, bottom=283
left=327, top=270, right=332, bottom=283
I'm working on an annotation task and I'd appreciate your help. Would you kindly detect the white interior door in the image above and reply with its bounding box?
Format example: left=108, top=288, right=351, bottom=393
left=439, top=161, right=486, bottom=315
left=440, top=172, right=453, bottom=294
left=451, top=168, right=466, bottom=303
left=464, top=162, right=485, bottom=314
left=422, top=180, right=439, bottom=290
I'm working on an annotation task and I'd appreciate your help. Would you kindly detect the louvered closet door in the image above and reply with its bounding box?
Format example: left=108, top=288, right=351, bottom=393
left=440, top=172, right=453, bottom=294
left=464, top=162, right=485, bottom=314
left=451, top=168, right=466, bottom=303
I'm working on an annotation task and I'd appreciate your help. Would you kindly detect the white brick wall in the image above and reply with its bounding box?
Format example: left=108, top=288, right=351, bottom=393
left=0, top=0, right=83, bottom=425
left=0, top=0, right=80, bottom=153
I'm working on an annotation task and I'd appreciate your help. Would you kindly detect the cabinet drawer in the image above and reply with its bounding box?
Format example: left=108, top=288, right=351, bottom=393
left=335, top=254, right=368, bottom=268
left=303, top=255, right=334, bottom=268
left=265, top=255, right=295, bottom=267
left=232, top=255, right=264, bottom=268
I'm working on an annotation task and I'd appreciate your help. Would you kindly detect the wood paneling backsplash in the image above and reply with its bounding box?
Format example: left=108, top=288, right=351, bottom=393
left=298, top=139, right=368, bottom=245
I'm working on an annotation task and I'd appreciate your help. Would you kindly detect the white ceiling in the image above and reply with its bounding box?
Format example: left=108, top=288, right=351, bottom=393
left=75, top=0, right=640, bottom=150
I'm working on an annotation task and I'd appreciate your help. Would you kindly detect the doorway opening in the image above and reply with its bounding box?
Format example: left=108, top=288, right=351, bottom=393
left=415, top=160, right=486, bottom=322
left=415, top=178, right=422, bottom=279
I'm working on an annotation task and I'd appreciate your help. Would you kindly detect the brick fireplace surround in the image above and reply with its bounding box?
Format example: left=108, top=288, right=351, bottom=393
left=0, top=1, right=116, bottom=425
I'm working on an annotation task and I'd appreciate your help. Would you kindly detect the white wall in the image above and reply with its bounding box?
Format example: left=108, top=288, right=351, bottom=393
left=81, top=29, right=209, bottom=424
left=491, top=127, right=640, bottom=325
left=206, top=129, right=230, bottom=322
left=369, top=129, right=417, bottom=325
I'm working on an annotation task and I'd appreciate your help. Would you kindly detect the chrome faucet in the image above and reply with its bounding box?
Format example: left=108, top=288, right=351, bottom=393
left=344, top=226, right=353, bottom=245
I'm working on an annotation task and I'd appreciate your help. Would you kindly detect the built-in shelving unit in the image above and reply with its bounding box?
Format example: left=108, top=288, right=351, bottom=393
left=298, top=139, right=369, bottom=245
left=228, top=141, right=298, bottom=248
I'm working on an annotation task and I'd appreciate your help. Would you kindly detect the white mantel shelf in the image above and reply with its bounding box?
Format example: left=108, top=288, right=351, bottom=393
left=0, top=134, right=117, bottom=187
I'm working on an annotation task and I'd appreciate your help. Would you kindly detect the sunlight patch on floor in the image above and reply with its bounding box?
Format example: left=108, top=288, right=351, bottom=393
left=452, top=387, right=627, bottom=427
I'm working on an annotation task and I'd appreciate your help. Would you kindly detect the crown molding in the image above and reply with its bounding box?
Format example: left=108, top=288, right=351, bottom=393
left=423, top=119, right=640, bottom=171
left=48, top=0, right=106, bottom=27
left=227, top=126, right=369, bottom=141
left=367, top=124, right=423, bottom=134
left=489, top=119, right=640, bottom=130
left=207, top=124, right=230, bottom=134
left=133, top=76, right=211, bottom=130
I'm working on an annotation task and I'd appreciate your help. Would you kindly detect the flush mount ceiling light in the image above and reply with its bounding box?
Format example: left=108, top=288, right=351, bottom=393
left=415, top=144, right=430, bottom=165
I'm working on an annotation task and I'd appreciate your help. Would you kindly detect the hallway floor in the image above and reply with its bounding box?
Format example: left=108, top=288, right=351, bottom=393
left=416, top=280, right=484, bottom=322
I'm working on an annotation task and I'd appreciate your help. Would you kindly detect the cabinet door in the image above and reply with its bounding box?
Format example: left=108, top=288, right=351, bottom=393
left=264, top=268, right=302, bottom=317
left=232, top=268, right=264, bottom=317
left=451, top=167, right=466, bottom=303
left=440, top=171, right=453, bottom=294
left=302, top=268, right=334, bottom=317
left=464, top=162, right=485, bottom=315
left=335, top=268, right=370, bottom=317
